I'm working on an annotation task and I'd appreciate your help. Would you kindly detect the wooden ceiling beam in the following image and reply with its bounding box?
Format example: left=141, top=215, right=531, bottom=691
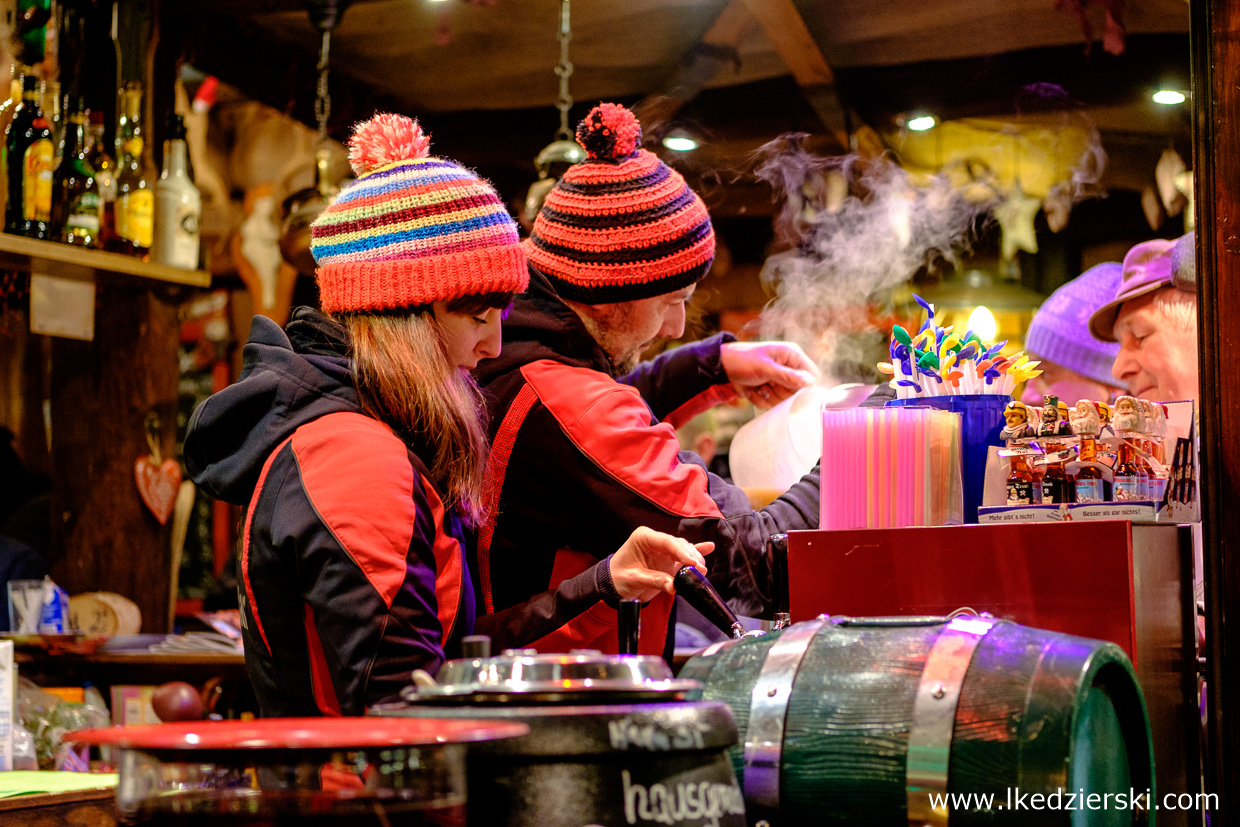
left=191, top=0, right=388, bottom=17
left=739, top=0, right=848, bottom=148
left=632, top=0, right=758, bottom=134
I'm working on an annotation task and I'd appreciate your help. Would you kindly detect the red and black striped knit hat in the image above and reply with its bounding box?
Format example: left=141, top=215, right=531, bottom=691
left=526, top=103, right=715, bottom=304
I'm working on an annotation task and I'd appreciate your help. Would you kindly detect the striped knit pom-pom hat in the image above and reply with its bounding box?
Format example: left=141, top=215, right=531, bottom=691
left=527, top=103, right=715, bottom=304
left=310, top=113, right=528, bottom=313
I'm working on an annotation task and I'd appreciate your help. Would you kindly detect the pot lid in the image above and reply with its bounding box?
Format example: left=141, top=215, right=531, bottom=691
left=403, top=649, right=701, bottom=704
left=68, top=717, right=528, bottom=751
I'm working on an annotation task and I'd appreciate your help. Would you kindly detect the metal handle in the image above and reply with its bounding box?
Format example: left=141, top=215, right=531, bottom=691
left=675, top=566, right=745, bottom=640
left=618, top=599, right=641, bottom=655
left=461, top=635, right=491, bottom=659
left=767, top=534, right=791, bottom=630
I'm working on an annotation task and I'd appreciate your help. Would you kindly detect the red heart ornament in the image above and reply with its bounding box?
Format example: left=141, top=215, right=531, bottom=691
left=135, top=456, right=182, bottom=525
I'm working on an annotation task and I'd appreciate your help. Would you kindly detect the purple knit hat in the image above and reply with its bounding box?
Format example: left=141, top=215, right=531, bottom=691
left=1024, top=262, right=1122, bottom=387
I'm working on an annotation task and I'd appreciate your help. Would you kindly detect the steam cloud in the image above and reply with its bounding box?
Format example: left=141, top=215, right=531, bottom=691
left=753, top=136, right=993, bottom=385
left=752, top=104, right=1107, bottom=385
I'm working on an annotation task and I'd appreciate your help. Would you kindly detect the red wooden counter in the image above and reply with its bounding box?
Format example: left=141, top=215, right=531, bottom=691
left=787, top=521, right=1198, bottom=826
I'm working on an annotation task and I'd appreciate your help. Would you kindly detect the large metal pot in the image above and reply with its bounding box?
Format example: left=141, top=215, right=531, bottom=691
left=374, top=648, right=748, bottom=827
left=69, top=716, right=526, bottom=826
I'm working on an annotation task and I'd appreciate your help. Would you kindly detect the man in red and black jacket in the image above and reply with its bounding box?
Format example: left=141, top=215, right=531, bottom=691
left=472, top=104, right=822, bottom=658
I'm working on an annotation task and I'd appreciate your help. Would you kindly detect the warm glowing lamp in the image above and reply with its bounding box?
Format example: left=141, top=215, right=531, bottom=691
left=967, top=305, right=998, bottom=342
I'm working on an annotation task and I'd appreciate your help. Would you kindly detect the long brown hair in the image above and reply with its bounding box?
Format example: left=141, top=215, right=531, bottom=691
left=339, top=292, right=513, bottom=527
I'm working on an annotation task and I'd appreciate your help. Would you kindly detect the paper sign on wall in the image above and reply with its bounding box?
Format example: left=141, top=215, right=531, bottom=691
left=29, top=273, right=96, bottom=341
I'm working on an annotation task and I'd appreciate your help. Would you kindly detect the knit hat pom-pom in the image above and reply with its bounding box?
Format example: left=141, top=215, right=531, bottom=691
left=348, top=113, right=432, bottom=176
left=575, top=103, right=642, bottom=160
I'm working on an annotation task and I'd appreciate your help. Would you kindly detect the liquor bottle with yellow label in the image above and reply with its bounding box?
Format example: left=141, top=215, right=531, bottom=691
left=113, top=82, right=152, bottom=258
left=5, top=74, right=53, bottom=238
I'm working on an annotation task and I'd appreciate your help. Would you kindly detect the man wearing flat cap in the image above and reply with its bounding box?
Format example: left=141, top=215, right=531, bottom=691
left=1088, top=233, right=1198, bottom=403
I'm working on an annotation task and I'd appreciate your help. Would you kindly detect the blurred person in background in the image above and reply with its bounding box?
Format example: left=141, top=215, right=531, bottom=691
left=674, top=402, right=755, bottom=483
left=1020, top=262, right=1125, bottom=409
left=1089, top=233, right=1198, bottom=403
left=0, top=428, right=50, bottom=632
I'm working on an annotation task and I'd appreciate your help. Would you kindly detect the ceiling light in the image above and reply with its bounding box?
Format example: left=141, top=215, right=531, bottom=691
left=905, top=114, right=938, bottom=132
left=1152, top=90, right=1186, bottom=105
left=662, top=131, right=699, bottom=152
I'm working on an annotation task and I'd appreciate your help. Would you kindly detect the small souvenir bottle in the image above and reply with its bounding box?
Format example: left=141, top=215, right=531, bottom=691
left=1002, top=401, right=1036, bottom=505
left=1113, top=439, right=1142, bottom=501
left=1038, top=396, right=1074, bottom=504
left=1070, top=400, right=1105, bottom=504
left=1006, top=454, right=1035, bottom=505
left=1147, top=403, right=1170, bottom=501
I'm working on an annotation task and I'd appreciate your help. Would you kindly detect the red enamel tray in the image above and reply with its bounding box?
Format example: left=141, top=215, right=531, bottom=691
left=68, top=717, right=527, bottom=751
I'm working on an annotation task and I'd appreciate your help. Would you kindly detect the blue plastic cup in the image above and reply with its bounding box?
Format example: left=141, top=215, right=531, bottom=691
left=885, top=394, right=1012, bottom=523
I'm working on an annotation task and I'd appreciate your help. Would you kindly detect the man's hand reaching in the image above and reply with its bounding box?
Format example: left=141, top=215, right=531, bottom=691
left=721, top=341, right=820, bottom=408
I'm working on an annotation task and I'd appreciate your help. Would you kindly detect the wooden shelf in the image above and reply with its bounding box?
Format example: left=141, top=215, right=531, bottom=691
left=0, top=232, right=210, bottom=288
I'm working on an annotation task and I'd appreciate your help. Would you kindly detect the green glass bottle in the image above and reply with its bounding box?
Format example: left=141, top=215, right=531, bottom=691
left=52, top=100, right=101, bottom=247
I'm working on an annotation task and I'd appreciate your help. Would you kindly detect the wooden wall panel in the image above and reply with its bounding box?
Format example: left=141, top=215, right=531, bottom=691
left=47, top=284, right=180, bottom=633
left=1192, top=0, right=1239, bottom=811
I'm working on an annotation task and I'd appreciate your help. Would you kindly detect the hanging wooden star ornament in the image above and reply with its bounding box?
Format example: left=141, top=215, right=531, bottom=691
left=994, top=184, right=1041, bottom=260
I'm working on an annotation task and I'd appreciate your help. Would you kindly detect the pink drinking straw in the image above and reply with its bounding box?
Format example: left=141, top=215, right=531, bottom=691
left=823, top=409, right=833, bottom=530
left=893, top=414, right=903, bottom=527
left=865, top=409, right=875, bottom=529
left=853, top=409, right=864, bottom=528
left=820, top=409, right=831, bottom=528
left=876, top=410, right=889, bottom=528
left=913, top=409, right=926, bottom=526
left=902, top=416, right=912, bottom=528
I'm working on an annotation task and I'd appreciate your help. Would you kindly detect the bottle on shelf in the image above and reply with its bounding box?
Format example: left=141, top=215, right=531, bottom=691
left=1074, top=436, right=1105, bottom=503
left=1113, top=439, right=1142, bottom=502
left=1029, top=461, right=1044, bottom=505
left=41, top=77, right=62, bottom=168
left=52, top=98, right=100, bottom=247
left=152, top=113, right=200, bottom=269
left=0, top=66, right=23, bottom=217
left=85, top=109, right=116, bottom=247
left=4, top=74, right=53, bottom=239
left=1005, top=453, right=1035, bottom=506
left=1039, top=442, right=1074, bottom=504
left=112, top=81, right=152, bottom=258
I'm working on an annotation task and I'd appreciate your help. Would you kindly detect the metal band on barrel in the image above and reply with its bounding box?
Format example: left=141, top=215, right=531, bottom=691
left=905, top=616, right=998, bottom=827
left=743, top=615, right=827, bottom=813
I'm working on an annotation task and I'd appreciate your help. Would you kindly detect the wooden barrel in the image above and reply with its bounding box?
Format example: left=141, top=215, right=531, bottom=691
left=680, top=615, right=1154, bottom=826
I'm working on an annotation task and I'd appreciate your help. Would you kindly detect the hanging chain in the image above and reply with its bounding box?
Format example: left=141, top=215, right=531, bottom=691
left=554, top=0, right=574, bottom=140
left=314, top=29, right=332, bottom=146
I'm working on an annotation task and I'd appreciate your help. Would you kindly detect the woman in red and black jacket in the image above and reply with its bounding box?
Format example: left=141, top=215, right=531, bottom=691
left=185, top=113, right=707, bottom=717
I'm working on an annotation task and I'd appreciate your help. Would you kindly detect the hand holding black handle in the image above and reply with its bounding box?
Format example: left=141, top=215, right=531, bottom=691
left=674, top=565, right=745, bottom=640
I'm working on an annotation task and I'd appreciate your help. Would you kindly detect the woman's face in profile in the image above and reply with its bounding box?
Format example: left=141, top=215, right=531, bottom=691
left=432, top=302, right=504, bottom=371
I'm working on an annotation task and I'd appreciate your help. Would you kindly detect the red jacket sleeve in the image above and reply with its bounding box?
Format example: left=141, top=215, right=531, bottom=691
left=618, top=332, right=740, bottom=428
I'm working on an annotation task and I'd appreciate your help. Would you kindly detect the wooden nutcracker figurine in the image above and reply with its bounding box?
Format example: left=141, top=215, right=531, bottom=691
left=1001, top=400, right=1035, bottom=441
